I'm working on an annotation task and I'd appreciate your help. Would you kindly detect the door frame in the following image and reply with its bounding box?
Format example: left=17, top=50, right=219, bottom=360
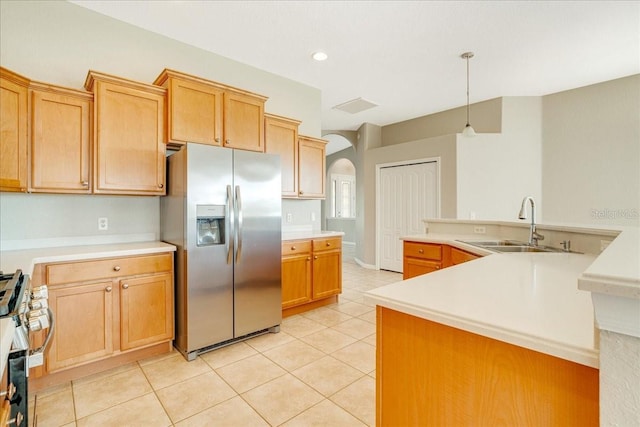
left=375, top=157, right=441, bottom=270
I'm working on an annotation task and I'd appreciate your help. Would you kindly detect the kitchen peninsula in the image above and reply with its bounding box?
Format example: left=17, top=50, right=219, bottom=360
left=365, top=220, right=626, bottom=426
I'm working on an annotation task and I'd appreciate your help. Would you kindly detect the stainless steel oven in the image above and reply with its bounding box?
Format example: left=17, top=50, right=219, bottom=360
left=0, top=270, right=53, bottom=426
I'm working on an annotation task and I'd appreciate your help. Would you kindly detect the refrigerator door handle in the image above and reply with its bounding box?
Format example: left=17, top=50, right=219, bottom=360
left=226, top=184, right=234, bottom=265
left=235, top=185, right=243, bottom=263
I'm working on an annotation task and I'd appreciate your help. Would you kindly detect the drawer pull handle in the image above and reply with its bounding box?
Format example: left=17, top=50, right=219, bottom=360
left=105, top=286, right=112, bottom=292
left=113, top=266, right=121, bottom=271
left=122, top=283, right=129, bottom=289
left=418, top=249, right=424, bottom=254
left=291, top=246, right=296, bottom=250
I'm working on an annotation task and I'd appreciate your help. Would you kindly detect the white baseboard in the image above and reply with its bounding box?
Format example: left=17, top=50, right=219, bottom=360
left=354, top=257, right=376, bottom=270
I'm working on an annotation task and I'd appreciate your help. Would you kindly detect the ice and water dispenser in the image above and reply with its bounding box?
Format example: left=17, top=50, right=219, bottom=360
left=196, top=204, right=225, bottom=246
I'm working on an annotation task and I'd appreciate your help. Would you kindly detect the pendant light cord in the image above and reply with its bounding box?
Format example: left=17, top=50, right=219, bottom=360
left=466, top=54, right=470, bottom=126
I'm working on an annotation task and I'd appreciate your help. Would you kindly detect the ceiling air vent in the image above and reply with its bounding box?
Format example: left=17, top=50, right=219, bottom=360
left=332, top=97, right=378, bottom=114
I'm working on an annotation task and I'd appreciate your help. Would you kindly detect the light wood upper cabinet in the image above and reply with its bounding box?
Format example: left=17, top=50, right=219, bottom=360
left=154, top=69, right=267, bottom=152
left=85, top=71, right=166, bottom=195
left=30, top=82, right=93, bottom=193
left=265, top=114, right=300, bottom=197
left=0, top=67, right=29, bottom=192
left=160, top=73, right=223, bottom=146
left=298, top=135, right=327, bottom=199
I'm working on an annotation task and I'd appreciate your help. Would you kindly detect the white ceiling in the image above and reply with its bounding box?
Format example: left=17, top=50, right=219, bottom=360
left=70, top=1, right=639, bottom=133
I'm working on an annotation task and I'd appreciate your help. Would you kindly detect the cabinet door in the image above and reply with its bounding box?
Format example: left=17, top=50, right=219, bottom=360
left=298, top=136, right=326, bottom=198
left=168, top=77, right=223, bottom=146
left=403, top=258, right=441, bottom=280
left=120, top=273, right=173, bottom=351
left=282, top=253, right=312, bottom=309
left=450, top=247, right=479, bottom=265
left=0, top=75, right=28, bottom=192
left=265, top=115, right=299, bottom=197
left=31, top=89, right=92, bottom=193
left=312, top=249, right=342, bottom=299
left=223, top=91, right=265, bottom=152
left=48, top=281, right=114, bottom=372
left=94, top=81, right=165, bottom=195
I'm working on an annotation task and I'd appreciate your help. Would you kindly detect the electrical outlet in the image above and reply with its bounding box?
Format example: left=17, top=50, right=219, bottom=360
left=286, top=213, right=292, bottom=223
left=473, top=226, right=486, bottom=234
left=98, top=217, right=108, bottom=231
left=600, top=240, right=612, bottom=252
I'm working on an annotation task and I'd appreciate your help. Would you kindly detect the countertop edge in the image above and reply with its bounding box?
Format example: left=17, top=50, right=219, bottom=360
left=364, top=293, right=598, bottom=368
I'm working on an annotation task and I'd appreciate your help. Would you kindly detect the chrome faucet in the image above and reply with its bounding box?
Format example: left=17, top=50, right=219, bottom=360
left=518, top=196, right=544, bottom=246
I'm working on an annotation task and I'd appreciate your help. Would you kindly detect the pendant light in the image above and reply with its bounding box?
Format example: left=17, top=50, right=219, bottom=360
left=461, top=52, right=476, bottom=137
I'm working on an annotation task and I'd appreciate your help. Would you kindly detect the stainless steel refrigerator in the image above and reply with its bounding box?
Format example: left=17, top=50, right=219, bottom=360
left=161, top=143, right=281, bottom=361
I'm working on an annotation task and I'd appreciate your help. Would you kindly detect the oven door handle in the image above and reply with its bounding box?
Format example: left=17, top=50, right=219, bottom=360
left=29, top=307, right=55, bottom=368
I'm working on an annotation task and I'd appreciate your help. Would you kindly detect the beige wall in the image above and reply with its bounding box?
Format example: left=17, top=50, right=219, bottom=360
left=381, top=98, right=503, bottom=146
left=542, top=74, right=640, bottom=226
left=0, top=1, right=321, bottom=247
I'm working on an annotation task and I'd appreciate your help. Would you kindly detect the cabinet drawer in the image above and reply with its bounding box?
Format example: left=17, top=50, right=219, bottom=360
left=404, top=242, right=442, bottom=261
left=312, top=237, right=342, bottom=252
left=46, top=253, right=173, bottom=285
left=282, top=240, right=311, bottom=256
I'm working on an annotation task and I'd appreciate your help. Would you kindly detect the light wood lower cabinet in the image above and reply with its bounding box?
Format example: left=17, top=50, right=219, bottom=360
left=403, top=241, right=481, bottom=279
left=36, top=253, right=174, bottom=382
left=282, top=237, right=342, bottom=316
left=376, top=306, right=599, bottom=426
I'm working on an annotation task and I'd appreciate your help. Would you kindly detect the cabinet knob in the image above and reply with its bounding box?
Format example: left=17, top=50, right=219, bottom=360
left=435, top=266, right=440, bottom=269
left=226, top=139, right=231, bottom=144
left=215, top=137, right=221, bottom=143
left=122, top=283, right=129, bottom=289
left=326, top=242, right=331, bottom=247
left=158, top=183, right=164, bottom=189
left=105, top=286, right=112, bottom=292
left=314, top=256, right=318, bottom=260
left=81, top=181, right=89, bottom=186
left=113, top=266, right=121, bottom=271
left=299, top=190, right=304, bottom=195
left=418, top=249, right=424, bottom=254
left=307, top=257, right=311, bottom=261
left=291, top=246, right=296, bottom=250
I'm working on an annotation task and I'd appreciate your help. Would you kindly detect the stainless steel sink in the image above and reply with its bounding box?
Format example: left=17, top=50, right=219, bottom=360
left=490, top=245, right=555, bottom=253
left=457, top=240, right=566, bottom=253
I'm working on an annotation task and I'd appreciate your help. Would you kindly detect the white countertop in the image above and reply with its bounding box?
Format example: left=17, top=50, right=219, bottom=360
left=365, top=234, right=599, bottom=368
left=282, top=230, right=344, bottom=241
left=0, top=241, right=176, bottom=277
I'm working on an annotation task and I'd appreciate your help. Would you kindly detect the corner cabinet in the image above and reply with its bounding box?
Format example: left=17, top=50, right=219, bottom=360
left=31, top=252, right=174, bottom=388
left=403, top=241, right=481, bottom=279
left=85, top=71, right=166, bottom=195
left=29, top=81, right=93, bottom=193
left=298, top=135, right=327, bottom=199
left=0, top=67, right=29, bottom=192
left=154, top=69, right=267, bottom=152
left=282, top=236, right=342, bottom=316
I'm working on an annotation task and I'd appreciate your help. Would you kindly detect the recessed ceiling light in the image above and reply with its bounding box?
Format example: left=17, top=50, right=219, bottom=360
left=311, top=51, right=328, bottom=61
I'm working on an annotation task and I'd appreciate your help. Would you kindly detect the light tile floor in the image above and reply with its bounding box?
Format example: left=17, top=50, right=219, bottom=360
left=32, top=245, right=402, bottom=427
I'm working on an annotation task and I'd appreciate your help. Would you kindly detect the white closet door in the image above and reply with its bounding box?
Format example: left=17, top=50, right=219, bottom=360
left=379, top=161, right=438, bottom=272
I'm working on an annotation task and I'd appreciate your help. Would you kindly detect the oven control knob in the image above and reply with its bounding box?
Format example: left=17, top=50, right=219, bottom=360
left=28, top=314, right=50, bottom=332
left=32, top=285, right=49, bottom=300
left=29, top=299, right=49, bottom=310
